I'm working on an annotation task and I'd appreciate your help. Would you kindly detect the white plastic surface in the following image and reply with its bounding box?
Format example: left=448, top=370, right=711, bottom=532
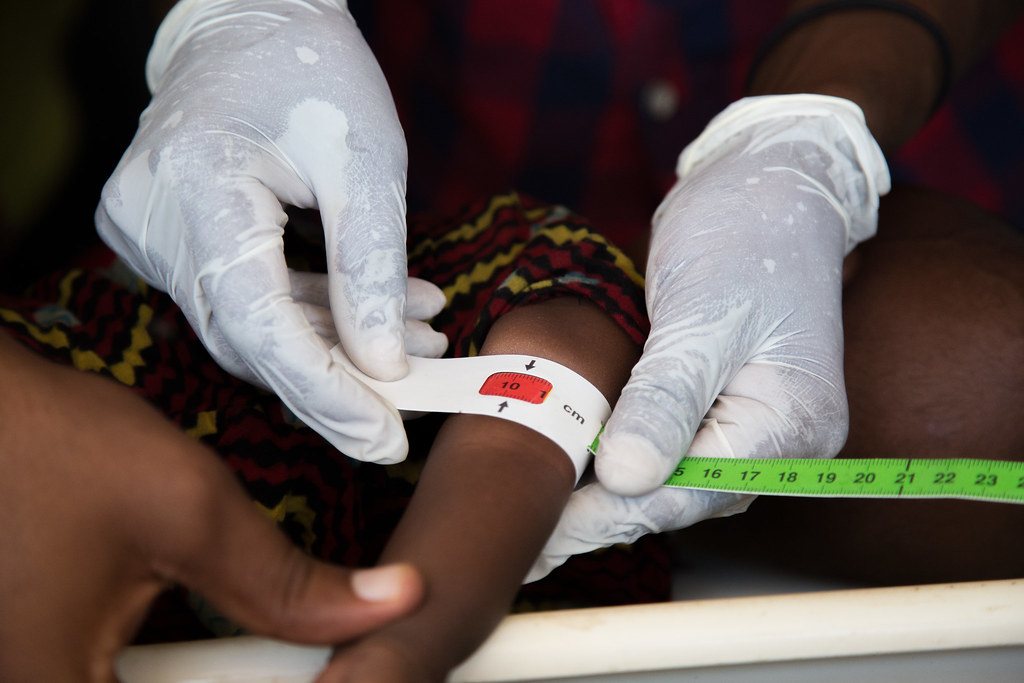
left=117, top=579, right=1024, bottom=682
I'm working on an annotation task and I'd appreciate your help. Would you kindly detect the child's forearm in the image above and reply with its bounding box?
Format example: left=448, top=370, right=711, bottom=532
left=323, top=297, right=639, bottom=682
left=354, top=415, right=573, bottom=681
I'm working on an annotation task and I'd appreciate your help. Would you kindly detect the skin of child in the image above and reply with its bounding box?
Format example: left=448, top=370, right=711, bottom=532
left=317, top=296, right=641, bottom=683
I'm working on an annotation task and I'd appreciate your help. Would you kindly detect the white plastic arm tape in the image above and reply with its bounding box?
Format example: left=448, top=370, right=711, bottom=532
left=341, top=353, right=610, bottom=481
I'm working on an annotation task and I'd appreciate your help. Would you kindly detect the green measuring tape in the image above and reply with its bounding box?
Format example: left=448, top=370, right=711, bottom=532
left=585, top=425, right=1023, bottom=503
left=661, top=456, right=1024, bottom=504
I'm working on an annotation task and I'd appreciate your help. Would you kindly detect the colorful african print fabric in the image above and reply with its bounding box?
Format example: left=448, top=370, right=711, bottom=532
left=0, top=192, right=670, bottom=641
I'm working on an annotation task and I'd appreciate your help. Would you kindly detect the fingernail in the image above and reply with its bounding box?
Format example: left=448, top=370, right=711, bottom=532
left=351, top=565, right=410, bottom=603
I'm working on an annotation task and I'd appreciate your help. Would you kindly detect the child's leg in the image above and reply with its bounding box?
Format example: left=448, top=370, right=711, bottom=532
left=321, top=298, right=640, bottom=682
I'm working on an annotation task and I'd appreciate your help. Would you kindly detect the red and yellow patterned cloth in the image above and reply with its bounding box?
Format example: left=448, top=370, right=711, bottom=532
left=0, top=192, right=670, bottom=641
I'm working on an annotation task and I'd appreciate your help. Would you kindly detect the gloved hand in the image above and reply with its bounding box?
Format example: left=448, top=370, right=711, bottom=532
left=528, top=94, right=890, bottom=580
left=96, top=0, right=447, bottom=463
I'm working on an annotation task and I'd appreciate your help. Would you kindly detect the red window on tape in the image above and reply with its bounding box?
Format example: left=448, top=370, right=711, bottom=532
left=479, top=372, right=552, bottom=404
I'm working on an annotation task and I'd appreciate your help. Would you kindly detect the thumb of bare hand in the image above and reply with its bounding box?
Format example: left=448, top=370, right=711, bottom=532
left=166, top=463, right=424, bottom=644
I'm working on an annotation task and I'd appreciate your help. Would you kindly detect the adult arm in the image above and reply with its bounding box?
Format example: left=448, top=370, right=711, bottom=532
left=0, top=333, right=422, bottom=682
left=748, top=0, right=1024, bottom=152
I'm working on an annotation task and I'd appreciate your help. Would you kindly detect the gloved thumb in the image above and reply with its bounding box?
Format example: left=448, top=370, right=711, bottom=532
left=595, top=343, right=721, bottom=496
left=597, top=337, right=847, bottom=495
left=281, top=96, right=413, bottom=383
left=321, top=177, right=411, bottom=382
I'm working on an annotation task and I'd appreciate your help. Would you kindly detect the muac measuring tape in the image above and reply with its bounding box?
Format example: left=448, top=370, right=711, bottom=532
left=348, top=353, right=1024, bottom=504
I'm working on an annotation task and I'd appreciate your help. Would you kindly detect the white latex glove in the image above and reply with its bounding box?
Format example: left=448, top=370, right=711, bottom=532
left=95, top=0, right=448, bottom=463
left=528, top=94, right=890, bottom=581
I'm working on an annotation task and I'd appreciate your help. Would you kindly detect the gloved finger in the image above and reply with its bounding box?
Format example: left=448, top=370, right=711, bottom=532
left=595, top=327, right=732, bottom=496
left=289, top=272, right=446, bottom=325
left=402, top=280, right=449, bottom=356
left=176, top=294, right=269, bottom=391
left=525, top=481, right=752, bottom=583
left=213, top=273, right=408, bottom=462
left=524, top=482, right=651, bottom=583
left=254, top=82, right=410, bottom=382
left=293, top=304, right=447, bottom=359
left=323, top=197, right=408, bottom=381
left=289, top=270, right=330, bottom=307
left=193, top=180, right=409, bottom=463
left=294, top=302, right=340, bottom=343
left=94, top=151, right=188, bottom=293
left=690, top=362, right=848, bottom=461
left=404, top=319, right=448, bottom=358
left=294, top=99, right=411, bottom=382
left=406, top=277, right=447, bottom=320
left=156, top=446, right=424, bottom=644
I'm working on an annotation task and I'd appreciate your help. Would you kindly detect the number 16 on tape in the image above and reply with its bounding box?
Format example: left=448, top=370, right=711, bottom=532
left=664, top=457, right=1024, bottom=504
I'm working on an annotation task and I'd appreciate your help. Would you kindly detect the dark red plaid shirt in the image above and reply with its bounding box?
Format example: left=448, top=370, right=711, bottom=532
left=350, top=1, right=1024, bottom=246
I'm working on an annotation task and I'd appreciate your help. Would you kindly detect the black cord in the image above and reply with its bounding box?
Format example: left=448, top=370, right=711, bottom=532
left=745, top=0, right=953, bottom=115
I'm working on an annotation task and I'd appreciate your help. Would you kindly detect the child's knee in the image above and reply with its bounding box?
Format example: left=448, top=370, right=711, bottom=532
left=841, top=185, right=1024, bottom=461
